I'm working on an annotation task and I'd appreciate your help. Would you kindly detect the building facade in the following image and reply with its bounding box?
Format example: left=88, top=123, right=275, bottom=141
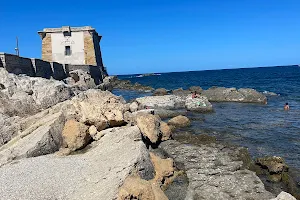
left=38, top=26, right=104, bottom=67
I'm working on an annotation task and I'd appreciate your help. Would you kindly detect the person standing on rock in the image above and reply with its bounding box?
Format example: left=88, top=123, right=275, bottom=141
left=284, top=103, right=290, bottom=111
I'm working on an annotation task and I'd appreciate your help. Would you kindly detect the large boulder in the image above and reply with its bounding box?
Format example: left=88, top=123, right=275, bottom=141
left=168, top=115, right=191, bottom=128
left=201, top=87, right=267, bottom=104
left=160, top=121, right=172, bottom=141
left=189, top=86, right=203, bottom=94
left=136, top=114, right=161, bottom=143
left=62, top=119, right=91, bottom=151
left=185, top=95, right=213, bottom=112
left=136, top=95, right=185, bottom=109
left=64, top=69, right=96, bottom=91
left=172, top=88, right=190, bottom=97
left=0, top=110, right=65, bottom=166
left=0, top=126, right=156, bottom=200
left=118, top=175, right=168, bottom=200
left=0, top=68, right=74, bottom=117
left=271, top=192, right=297, bottom=200
left=153, top=88, right=168, bottom=96
left=69, top=89, right=128, bottom=130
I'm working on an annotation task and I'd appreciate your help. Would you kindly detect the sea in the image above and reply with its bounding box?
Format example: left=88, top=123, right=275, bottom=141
left=113, top=66, right=300, bottom=171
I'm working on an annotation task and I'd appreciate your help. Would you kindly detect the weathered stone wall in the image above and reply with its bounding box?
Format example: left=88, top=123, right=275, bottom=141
left=41, top=33, right=53, bottom=62
left=84, top=31, right=97, bottom=66
left=51, top=62, right=67, bottom=80
left=31, top=58, right=53, bottom=79
left=0, top=53, right=35, bottom=76
left=0, top=53, right=105, bottom=82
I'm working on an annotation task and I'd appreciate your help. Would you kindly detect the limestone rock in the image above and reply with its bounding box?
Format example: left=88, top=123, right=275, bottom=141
left=136, top=95, right=185, bottom=109
left=160, top=121, right=172, bottom=141
left=136, top=114, right=161, bottom=143
left=172, top=88, right=190, bottom=97
left=185, top=95, right=213, bottom=112
left=70, top=89, right=128, bottom=130
left=255, top=156, right=288, bottom=174
left=62, top=119, right=91, bottom=151
left=65, top=69, right=96, bottom=90
left=88, top=125, right=98, bottom=138
left=150, top=152, right=175, bottom=186
left=168, top=115, right=190, bottom=128
left=0, top=68, right=74, bottom=117
left=0, top=126, right=155, bottom=200
left=189, top=86, right=203, bottom=94
left=158, top=140, right=275, bottom=200
left=153, top=88, right=168, bottom=96
left=118, top=175, right=168, bottom=200
left=129, top=101, right=139, bottom=112
left=271, top=191, right=297, bottom=200
left=201, top=86, right=267, bottom=104
left=0, top=111, right=65, bottom=166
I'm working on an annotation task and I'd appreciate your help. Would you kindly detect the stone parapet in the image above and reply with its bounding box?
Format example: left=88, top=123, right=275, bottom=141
left=0, top=53, right=106, bottom=82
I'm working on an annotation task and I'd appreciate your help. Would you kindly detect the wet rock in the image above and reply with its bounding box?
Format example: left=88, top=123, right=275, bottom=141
left=168, top=115, right=190, bottom=128
left=102, top=76, right=154, bottom=92
left=185, top=95, right=213, bottom=112
left=201, top=86, right=267, bottom=104
left=152, top=108, right=186, bottom=119
left=158, top=140, right=275, bottom=200
left=153, top=88, right=168, bottom=96
left=271, top=191, right=297, bottom=200
left=136, top=114, right=161, bottom=143
left=255, top=156, right=288, bottom=175
left=62, top=119, right=91, bottom=151
left=136, top=95, right=185, bottom=109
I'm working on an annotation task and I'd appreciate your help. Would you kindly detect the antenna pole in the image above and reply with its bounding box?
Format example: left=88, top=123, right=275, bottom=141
left=15, top=37, right=19, bottom=56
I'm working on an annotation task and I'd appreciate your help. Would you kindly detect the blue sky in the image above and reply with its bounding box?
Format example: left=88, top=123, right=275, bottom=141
left=0, top=0, right=300, bottom=75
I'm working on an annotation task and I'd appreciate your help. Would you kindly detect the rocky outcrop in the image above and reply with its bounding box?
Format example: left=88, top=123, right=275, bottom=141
left=0, top=68, right=74, bottom=117
left=136, top=114, right=161, bottom=144
left=153, top=88, right=168, bottom=96
left=99, top=76, right=154, bottom=92
left=64, top=69, right=96, bottom=91
left=185, top=95, right=213, bottom=112
left=136, top=95, right=185, bottom=109
left=168, top=115, right=191, bottom=128
left=157, top=140, right=275, bottom=200
left=0, top=126, right=155, bottom=200
left=201, top=87, right=267, bottom=104
left=189, top=86, right=203, bottom=94
left=172, top=88, right=191, bottom=97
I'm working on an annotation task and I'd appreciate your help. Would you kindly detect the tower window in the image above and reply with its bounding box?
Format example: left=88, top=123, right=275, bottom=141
left=65, top=46, right=71, bottom=56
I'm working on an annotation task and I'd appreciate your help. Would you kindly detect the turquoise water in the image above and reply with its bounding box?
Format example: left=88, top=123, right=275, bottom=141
left=114, top=66, right=300, bottom=169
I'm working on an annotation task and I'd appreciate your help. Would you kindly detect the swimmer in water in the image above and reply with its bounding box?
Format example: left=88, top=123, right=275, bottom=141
left=284, top=103, right=290, bottom=111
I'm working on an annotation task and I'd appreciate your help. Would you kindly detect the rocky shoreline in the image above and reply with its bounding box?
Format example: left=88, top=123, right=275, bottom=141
left=0, top=71, right=298, bottom=200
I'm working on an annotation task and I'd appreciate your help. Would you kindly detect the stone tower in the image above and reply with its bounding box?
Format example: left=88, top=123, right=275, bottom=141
left=38, top=26, right=104, bottom=67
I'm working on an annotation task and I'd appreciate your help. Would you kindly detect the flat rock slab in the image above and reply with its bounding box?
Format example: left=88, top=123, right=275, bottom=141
left=0, top=126, right=154, bottom=200
left=158, top=140, right=275, bottom=200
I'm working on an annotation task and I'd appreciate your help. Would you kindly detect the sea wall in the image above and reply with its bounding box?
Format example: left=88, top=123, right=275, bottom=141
left=0, top=52, right=105, bottom=83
